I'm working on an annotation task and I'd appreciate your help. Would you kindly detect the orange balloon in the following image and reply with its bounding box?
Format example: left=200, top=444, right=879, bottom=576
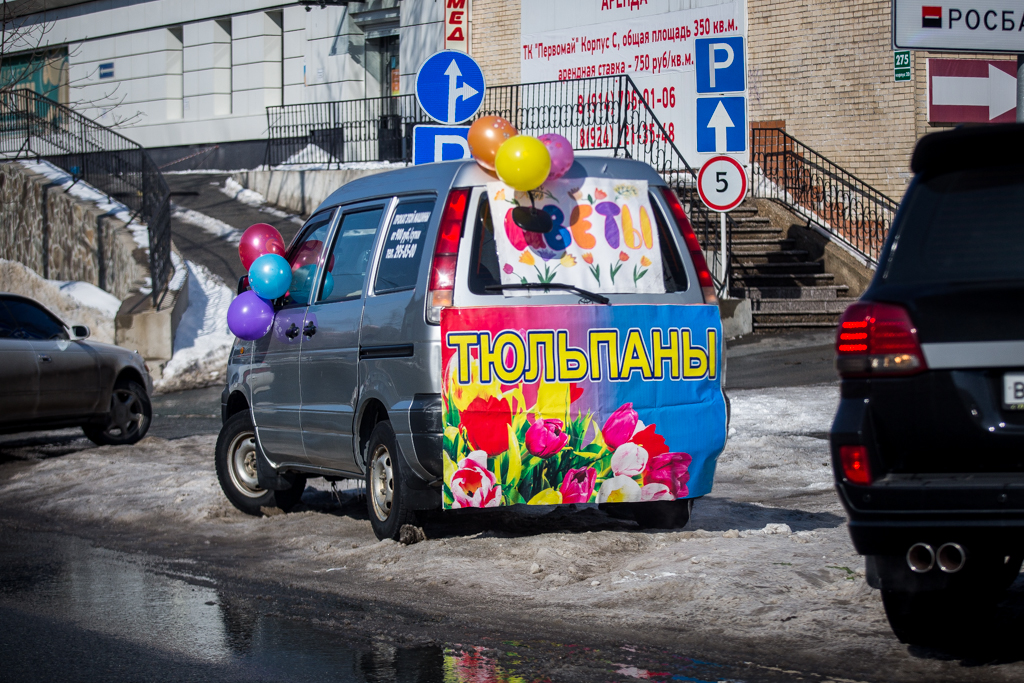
left=468, top=116, right=518, bottom=171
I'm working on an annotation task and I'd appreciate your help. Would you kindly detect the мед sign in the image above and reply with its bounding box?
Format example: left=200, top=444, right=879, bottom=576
left=894, top=1, right=1024, bottom=53
left=445, top=0, right=471, bottom=53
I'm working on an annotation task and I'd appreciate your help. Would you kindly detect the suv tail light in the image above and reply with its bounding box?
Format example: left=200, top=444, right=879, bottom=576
left=659, top=187, right=717, bottom=304
left=839, top=445, right=872, bottom=485
left=836, top=301, right=926, bottom=377
left=427, top=188, right=470, bottom=324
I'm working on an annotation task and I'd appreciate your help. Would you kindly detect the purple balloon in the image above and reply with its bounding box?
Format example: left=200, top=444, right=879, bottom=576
left=227, top=290, right=274, bottom=341
left=538, top=133, right=574, bottom=180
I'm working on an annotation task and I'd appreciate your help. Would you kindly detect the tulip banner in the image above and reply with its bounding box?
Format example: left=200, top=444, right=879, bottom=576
left=440, top=304, right=727, bottom=509
left=489, top=177, right=666, bottom=295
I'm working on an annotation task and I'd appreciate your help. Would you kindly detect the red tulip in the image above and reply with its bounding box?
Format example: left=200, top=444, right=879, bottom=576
left=630, top=423, right=669, bottom=458
left=559, top=467, right=596, bottom=504
left=645, top=452, right=692, bottom=497
left=525, top=418, right=569, bottom=457
left=460, top=395, right=514, bottom=456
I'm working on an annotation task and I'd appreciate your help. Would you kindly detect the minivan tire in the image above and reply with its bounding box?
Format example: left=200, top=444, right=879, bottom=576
left=216, top=410, right=306, bottom=515
left=84, top=379, right=152, bottom=446
left=365, top=420, right=416, bottom=541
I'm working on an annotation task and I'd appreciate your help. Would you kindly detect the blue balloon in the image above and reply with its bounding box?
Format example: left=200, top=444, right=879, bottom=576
left=321, top=271, right=335, bottom=300
left=249, top=253, right=291, bottom=300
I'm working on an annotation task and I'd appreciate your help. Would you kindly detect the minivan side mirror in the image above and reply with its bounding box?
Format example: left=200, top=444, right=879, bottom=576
left=237, top=275, right=250, bottom=296
left=70, top=325, right=90, bottom=340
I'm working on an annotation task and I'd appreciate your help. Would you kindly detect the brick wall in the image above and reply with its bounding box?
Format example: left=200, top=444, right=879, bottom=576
left=472, top=0, right=521, bottom=87
left=747, top=0, right=920, bottom=200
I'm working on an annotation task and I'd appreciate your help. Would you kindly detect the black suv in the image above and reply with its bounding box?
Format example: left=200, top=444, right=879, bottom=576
left=830, top=124, right=1024, bottom=644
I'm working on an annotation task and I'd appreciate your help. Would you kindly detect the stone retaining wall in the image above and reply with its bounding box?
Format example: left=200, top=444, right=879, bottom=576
left=0, top=162, right=148, bottom=300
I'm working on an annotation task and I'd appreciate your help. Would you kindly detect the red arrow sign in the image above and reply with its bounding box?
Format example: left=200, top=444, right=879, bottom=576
left=928, top=59, right=1018, bottom=124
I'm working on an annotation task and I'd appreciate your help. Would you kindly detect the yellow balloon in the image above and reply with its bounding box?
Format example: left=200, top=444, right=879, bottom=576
left=494, top=135, right=552, bottom=192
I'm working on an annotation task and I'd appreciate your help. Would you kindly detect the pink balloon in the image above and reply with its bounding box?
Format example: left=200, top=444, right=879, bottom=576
left=239, top=223, right=285, bottom=271
left=538, top=133, right=574, bottom=180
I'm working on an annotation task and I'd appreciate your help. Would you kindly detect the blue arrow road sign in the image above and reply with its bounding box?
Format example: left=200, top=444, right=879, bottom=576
left=413, top=125, right=472, bottom=165
left=696, top=96, right=746, bottom=154
left=415, top=51, right=485, bottom=125
left=695, top=36, right=745, bottom=93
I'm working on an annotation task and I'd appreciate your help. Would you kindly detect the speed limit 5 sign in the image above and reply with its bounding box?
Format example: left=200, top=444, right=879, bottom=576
left=697, top=156, right=747, bottom=212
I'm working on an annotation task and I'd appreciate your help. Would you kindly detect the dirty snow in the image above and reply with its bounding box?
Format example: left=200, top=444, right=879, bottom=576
left=171, top=204, right=241, bottom=244
left=218, top=177, right=302, bottom=223
left=155, top=260, right=235, bottom=394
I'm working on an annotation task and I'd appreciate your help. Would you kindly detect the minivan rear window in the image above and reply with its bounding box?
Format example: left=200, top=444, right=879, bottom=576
left=467, top=193, right=688, bottom=295
left=884, top=165, right=1024, bottom=284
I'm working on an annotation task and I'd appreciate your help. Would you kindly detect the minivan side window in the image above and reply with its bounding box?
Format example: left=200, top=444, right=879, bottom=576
left=282, top=210, right=335, bottom=307
left=317, top=207, right=385, bottom=303
left=467, top=193, right=688, bottom=294
left=374, top=199, right=434, bottom=294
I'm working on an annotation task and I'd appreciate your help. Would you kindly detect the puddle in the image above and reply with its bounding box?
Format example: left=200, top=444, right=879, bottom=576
left=0, top=530, right=759, bottom=682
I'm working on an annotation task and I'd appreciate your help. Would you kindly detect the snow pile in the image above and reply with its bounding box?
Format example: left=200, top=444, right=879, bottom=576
left=0, top=259, right=117, bottom=343
left=155, top=261, right=235, bottom=394
left=171, top=205, right=241, bottom=244
left=220, top=177, right=267, bottom=208
left=273, top=146, right=408, bottom=172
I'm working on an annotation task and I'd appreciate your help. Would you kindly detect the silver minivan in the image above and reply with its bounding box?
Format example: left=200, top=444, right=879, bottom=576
left=216, top=157, right=722, bottom=540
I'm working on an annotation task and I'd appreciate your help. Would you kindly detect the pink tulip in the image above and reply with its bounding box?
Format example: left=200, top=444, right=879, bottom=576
left=611, top=442, right=648, bottom=477
left=525, top=418, right=569, bottom=457
left=645, top=452, right=692, bottom=497
left=559, top=467, right=597, bottom=504
left=450, top=451, right=502, bottom=508
left=602, top=403, right=638, bottom=449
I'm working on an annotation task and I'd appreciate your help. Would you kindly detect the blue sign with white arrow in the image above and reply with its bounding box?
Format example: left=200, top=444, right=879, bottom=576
left=413, top=125, right=472, bottom=165
left=695, top=37, right=745, bottom=94
left=415, top=51, right=486, bottom=125
left=696, top=96, right=746, bottom=154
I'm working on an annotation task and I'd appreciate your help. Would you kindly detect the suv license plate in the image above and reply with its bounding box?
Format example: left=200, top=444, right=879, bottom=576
left=1004, top=372, right=1024, bottom=410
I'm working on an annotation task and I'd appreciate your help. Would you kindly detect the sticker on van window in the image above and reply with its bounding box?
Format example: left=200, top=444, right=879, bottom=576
left=488, top=178, right=666, bottom=295
left=375, top=200, right=434, bottom=294
left=440, top=304, right=727, bottom=509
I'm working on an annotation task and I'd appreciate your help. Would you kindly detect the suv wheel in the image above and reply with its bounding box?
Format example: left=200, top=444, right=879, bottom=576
left=84, top=379, right=151, bottom=446
left=365, top=420, right=415, bottom=541
left=215, top=411, right=305, bottom=515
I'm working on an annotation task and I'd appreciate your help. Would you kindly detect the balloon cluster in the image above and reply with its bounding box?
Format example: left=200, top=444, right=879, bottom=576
left=467, top=116, right=574, bottom=192
left=227, top=223, right=288, bottom=340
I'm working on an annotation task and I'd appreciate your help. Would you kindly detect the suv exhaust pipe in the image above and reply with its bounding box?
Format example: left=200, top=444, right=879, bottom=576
left=906, top=543, right=935, bottom=573
left=937, top=543, right=966, bottom=573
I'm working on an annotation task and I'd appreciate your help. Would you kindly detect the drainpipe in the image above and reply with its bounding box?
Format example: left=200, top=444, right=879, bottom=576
left=1018, top=55, right=1024, bottom=123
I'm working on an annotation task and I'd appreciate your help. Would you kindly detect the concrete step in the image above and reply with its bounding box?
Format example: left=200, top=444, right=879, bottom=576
left=730, top=215, right=772, bottom=226
left=750, top=298, right=853, bottom=313
left=727, top=249, right=809, bottom=264
left=732, top=261, right=825, bottom=274
left=730, top=226, right=786, bottom=239
left=753, top=320, right=840, bottom=330
left=731, top=272, right=837, bottom=287
left=751, top=309, right=845, bottom=326
left=731, top=238, right=797, bottom=252
left=732, top=285, right=849, bottom=300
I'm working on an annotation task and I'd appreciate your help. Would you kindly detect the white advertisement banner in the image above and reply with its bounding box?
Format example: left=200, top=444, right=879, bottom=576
left=894, top=1, right=1024, bottom=53
left=521, top=0, right=746, bottom=168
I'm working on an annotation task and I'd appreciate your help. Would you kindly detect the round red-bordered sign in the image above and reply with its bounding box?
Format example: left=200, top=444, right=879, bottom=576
left=697, top=156, right=748, bottom=212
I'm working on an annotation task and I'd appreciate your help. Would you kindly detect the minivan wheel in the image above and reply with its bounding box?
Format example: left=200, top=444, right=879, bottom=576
left=83, top=380, right=151, bottom=446
left=215, top=411, right=305, bottom=515
left=365, top=420, right=415, bottom=541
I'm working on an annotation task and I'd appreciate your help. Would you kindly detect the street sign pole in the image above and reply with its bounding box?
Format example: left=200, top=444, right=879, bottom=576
left=720, top=212, right=728, bottom=296
left=1018, top=55, right=1024, bottom=123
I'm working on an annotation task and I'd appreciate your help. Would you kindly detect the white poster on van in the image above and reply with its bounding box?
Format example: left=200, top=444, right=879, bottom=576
left=521, top=0, right=747, bottom=168
left=488, top=177, right=665, bottom=295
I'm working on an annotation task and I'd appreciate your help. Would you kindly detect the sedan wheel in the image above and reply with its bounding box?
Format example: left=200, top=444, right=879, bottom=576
left=83, top=380, right=151, bottom=446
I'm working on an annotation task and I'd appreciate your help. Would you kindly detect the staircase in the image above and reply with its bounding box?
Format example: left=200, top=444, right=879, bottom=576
left=727, top=200, right=852, bottom=330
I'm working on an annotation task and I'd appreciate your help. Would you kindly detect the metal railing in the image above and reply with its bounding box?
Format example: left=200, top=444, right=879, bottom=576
left=266, top=76, right=736, bottom=289
left=750, top=127, right=897, bottom=264
left=0, top=88, right=172, bottom=306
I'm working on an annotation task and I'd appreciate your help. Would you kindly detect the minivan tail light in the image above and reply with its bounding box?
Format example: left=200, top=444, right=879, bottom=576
left=658, top=187, right=717, bottom=304
left=839, top=445, right=872, bottom=485
left=427, top=188, right=470, bottom=324
left=835, top=301, right=926, bottom=377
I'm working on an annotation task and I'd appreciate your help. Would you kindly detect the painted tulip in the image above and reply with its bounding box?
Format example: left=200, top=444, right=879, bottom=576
left=641, top=483, right=674, bottom=501
left=645, top=452, right=692, bottom=497
left=559, top=467, right=597, bottom=504
left=460, top=395, right=514, bottom=456
left=611, top=442, right=648, bottom=477
left=525, top=418, right=569, bottom=457
left=596, top=475, right=642, bottom=503
left=601, top=403, right=638, bottom=450
left=450, top=451, right=501, bottom=508
left=630, top=423, right=669, bottom=458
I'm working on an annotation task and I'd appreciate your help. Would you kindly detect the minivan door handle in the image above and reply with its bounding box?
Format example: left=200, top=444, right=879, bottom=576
left=302, top=321, right=317, bottom=337
left=285, top=323, right=300, bottom=339
left=38, top=354, right=52, bottom=362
